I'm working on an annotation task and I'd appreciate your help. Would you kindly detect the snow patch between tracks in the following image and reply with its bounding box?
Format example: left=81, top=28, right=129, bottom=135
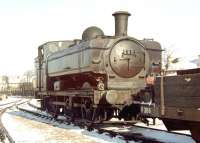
left=2, top=107, right=127, bottom=143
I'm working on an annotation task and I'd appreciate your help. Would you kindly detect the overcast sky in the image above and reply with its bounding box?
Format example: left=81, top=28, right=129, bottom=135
left=0, top=0, right=199, bottom=75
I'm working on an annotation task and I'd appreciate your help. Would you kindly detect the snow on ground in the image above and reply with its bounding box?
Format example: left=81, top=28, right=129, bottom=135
left=0, top=96, right=20, bottom=105
left=127, top=126, right=194, bottom=143
left=2, top=107, right=128, bottom=143
left=103, top=124, right=195, bottom=143
left=136, top=118, right=191, bottom=135
left=29, top=99, right=41, bottom=108
left=0, top=96, right=30, bottom=110
left=3, top=99, right=194, bottom=143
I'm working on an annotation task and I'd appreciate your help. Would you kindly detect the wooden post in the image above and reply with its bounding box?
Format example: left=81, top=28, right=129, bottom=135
left=160, top=71, right=165, bottom=115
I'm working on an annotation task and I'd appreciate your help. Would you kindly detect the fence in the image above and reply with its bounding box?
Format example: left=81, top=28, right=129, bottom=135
left=0, top=82, right=34, bottom=96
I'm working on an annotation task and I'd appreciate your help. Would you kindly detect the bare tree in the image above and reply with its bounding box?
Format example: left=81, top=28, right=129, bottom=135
left=163, top=48, right=180, bottom=71
left=23, top=70, right=34, bottom=83
left=1, top=75, right=9, bottom=89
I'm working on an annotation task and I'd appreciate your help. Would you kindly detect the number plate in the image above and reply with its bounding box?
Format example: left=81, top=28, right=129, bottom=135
left=141, top=106, right=152, bottom=114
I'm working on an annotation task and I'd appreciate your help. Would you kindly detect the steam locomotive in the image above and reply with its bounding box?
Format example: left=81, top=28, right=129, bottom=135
left=35, top=11, right=200, bottom=142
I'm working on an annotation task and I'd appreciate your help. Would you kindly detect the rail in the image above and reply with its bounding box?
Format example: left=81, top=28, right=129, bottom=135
left=18, top=102, right=195, bottom=143
left=0, top=99, right=29, bottom=143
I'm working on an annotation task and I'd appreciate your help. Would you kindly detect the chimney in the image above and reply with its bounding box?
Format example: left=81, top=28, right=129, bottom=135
left=112, top=11, right=131, bottom=36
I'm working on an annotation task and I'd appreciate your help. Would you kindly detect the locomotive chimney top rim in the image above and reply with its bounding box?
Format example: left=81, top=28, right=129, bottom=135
left=112, top=11, right=131, bottom=16
left=112, top=11, right=131, bottom=36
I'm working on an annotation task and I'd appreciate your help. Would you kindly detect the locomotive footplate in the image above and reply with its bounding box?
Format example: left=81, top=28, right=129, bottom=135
left=38, top=90, right=94, bottom=97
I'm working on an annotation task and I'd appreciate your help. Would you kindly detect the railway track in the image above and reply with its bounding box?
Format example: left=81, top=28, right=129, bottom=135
left=0, top=108, right=15, bottom=143
left=0, top=98, right=29, bottom=143
left=17, top=101, right=195, bottom=143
